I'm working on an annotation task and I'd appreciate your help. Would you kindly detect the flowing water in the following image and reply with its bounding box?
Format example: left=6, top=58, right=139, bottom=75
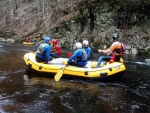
left=0, top=43, right=150, bottom=113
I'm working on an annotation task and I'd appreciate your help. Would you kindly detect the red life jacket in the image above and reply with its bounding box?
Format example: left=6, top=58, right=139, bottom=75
left=51, top=45, right=62, bottom=57
left=55, top=45, right=62, bottom=57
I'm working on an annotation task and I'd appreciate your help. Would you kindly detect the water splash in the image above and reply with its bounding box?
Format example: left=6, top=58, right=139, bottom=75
left=125, top=61, right=150, bottom=66
left=145, top=59, right=150, bottom=65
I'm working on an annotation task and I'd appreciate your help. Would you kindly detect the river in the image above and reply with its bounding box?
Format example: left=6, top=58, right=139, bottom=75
left=0, top=43, right=150, bottom=113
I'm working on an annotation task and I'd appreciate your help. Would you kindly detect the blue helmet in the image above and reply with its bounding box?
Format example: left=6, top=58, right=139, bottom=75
left=44, top=37, right=51, bottom=43
left=112, top=33, right=119, bottom=39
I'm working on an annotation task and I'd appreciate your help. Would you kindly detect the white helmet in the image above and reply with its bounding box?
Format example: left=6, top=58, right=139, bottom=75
left=75, top=42, right=82, bottom=49
left=83, top=40, right=89, bottom=45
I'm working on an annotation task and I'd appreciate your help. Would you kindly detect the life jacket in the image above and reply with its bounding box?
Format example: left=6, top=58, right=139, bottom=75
left=55, top=45, right=61, bottom=56
left=110, top=43, right=125, bottom=63
left=112, top=42, right=125, bottom=56
left=26, top=38, right=29, bottom=42
left=51, top=45, right=57, bottom=53
left=51, top=45, right=62, bottom=57
left=36, top=43, right=49, bottom=55
left=120, top=43, right=125, bottom=55
left=77, top=50, right=87, bottom=62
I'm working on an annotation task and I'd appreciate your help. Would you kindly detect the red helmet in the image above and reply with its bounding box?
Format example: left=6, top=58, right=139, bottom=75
left=52, top=39, right=57, bottom=45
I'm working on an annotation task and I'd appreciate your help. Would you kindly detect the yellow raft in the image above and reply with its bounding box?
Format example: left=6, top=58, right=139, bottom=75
left=23, top=53, right=126, bottom=81
left=23, top=42, right=35, bottom=45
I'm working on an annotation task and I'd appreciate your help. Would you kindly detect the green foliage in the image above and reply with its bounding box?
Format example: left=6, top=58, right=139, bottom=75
left=73, top=13, right=84, bottom=23
left=138, top=49, right=150, bottom=57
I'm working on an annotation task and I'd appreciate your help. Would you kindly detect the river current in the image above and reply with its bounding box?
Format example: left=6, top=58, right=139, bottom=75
left=0, top=43, right=150, bottom=113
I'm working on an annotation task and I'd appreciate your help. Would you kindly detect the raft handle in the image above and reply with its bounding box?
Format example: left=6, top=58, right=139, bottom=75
left=109, top=68, right=112, bottom=71
left=100, top=72, right=107, bottom=77
left=85, top=71, right=88, bottom=75
left=27, top=63, right=32, bottom=68
left=39, top=65, right=42, bottom=70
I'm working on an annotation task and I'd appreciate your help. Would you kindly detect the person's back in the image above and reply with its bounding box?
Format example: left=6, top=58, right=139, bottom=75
left=110, top=41, right=123, bottom=54
left=26, top=38, right=29, bottom=42
left=36, top=37, right=52, bottom=64
left=82, top=40, right=92, bottom=60
left=67, top=42, right=87, bottom=67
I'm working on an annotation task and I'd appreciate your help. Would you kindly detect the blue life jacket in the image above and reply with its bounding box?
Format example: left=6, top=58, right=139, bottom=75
left=67, top=49, right=87, bottom=66
left=37, top=43, right=49, bottom=55
left=36, top=43, right=51, bottom=63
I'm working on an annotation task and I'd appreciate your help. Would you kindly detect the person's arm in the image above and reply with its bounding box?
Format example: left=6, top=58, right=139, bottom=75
left=55, top=45, right=62, bottom=56
left=45, top=46, right=51, bottom=63
left=67, top=50, right=79, bottom=63
left=98, top=49, right=112, bottom=55
left=87, top=47, right=91, bottom=59
left=98, top=43, right=115, bottom=55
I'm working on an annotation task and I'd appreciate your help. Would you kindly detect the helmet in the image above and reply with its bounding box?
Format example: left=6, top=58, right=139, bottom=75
left=52, top=39, right=57, bottom=45
left=112, top=33, right=119, bottom=39
left=83, top=40, right=89, bottom=45
left=44, top=37, right=51, bottom=43
left=75, top=42, right=82, bottom=49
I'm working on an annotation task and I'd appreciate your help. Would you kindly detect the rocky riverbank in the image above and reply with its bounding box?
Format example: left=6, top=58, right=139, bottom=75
left=0, top=0, right=149, bottom=56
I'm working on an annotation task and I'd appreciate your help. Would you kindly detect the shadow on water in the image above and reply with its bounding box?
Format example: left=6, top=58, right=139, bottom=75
left=0, top=44, right=150, bottom=113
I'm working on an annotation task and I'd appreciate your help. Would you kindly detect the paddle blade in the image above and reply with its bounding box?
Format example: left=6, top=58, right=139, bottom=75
left=54, top=69, right=64, bottom=82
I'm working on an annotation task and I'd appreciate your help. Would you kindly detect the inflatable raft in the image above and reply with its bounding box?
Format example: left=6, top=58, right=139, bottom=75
left=23, top=42, right=35, bottom=45
left=23, top=53, right=126, bottom=81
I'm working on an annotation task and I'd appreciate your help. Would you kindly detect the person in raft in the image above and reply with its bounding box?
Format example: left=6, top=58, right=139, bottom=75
left=50, top=39, right=62, bottom=58
left=82, top=40, right=92, bottom=60
left=26, top=36, right=34, bottom=42
left=67, top=42, right=87, bottom=67
left=36, top=37, right=52, bottom=64
left=96, top=33, right=125, bottom=67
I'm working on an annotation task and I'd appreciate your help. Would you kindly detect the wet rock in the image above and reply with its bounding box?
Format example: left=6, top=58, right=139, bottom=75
left=131, top=48, right=138, bottom=54
left=0, top=38, right=6, bottom=42
left=145, top=59, right=150, bottom=65
left=7, top=39, right=15, bottom=43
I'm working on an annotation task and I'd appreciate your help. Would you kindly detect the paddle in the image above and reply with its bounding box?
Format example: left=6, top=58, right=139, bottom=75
left=54, top=64, right=67, bottom=82
left=54, top=52, right=71, bottom=81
